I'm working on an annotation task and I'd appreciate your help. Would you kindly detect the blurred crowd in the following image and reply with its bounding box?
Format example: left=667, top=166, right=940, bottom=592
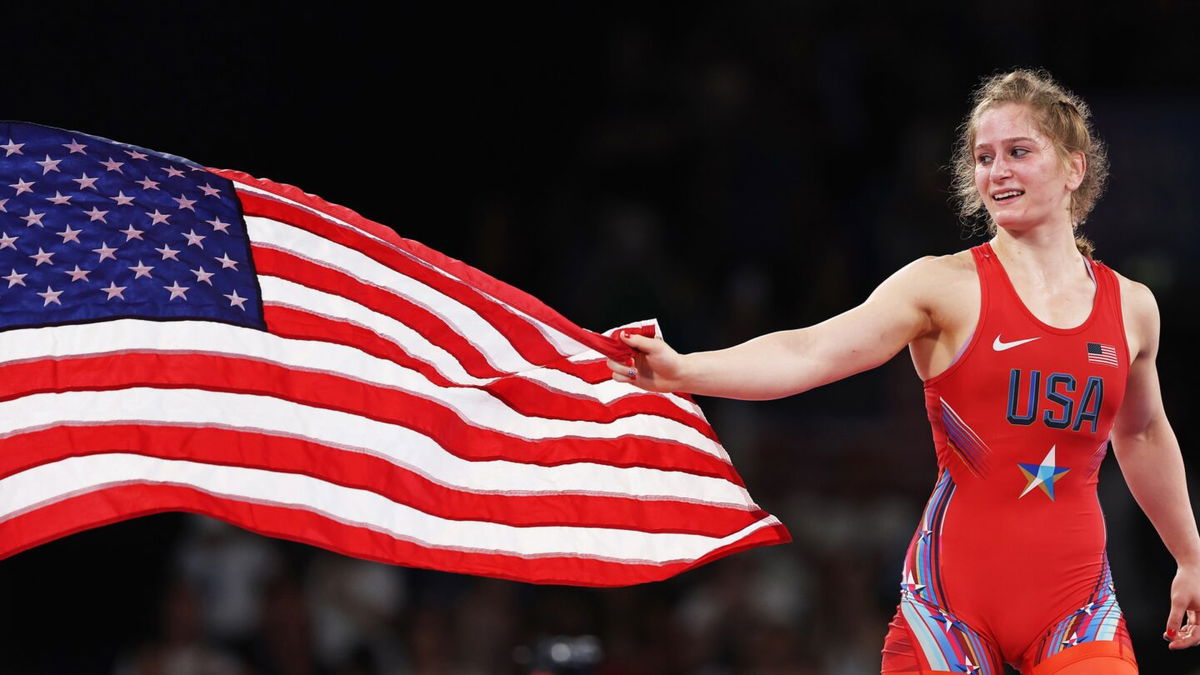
left=6, top=2, right=1200, bottom=674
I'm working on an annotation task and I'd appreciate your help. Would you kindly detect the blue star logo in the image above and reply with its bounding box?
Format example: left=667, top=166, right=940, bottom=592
left=1018, top=445, right=1070, bottom=500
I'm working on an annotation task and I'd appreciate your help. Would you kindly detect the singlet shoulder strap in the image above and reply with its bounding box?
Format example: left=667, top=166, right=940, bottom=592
left=968, top=242, right=997, bottom=308
left=1090, top=259, right=1127, bottom=336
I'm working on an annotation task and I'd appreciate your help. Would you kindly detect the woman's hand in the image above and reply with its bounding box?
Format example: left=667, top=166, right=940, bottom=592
left=1165, top=563, right=1200, bottom=649
left=607, top=332, right=688, bottom=393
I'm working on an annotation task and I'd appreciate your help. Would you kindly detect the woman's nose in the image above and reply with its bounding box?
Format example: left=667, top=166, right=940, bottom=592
left=990, top=156, right=1012, bottom=179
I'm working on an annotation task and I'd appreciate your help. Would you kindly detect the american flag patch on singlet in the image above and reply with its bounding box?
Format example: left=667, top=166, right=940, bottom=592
left=1087, top=342, right=1118, bottom=367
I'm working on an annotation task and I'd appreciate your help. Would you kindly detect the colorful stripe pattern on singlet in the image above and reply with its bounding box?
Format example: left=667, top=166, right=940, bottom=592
left=900, top=470, right=1002, bottom=674
left=939, top=397, right=991, bottom=477
left=1032, top=556, right=1125, bottom=664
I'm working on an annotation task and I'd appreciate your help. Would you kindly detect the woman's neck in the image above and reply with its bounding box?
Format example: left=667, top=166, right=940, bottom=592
left=989, top=221, right=1089, bottom=287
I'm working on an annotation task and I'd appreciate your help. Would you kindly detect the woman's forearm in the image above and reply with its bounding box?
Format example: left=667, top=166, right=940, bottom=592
left=678, top=320, right=896, bottom=401
left=678, top=329, right=818, bottom=400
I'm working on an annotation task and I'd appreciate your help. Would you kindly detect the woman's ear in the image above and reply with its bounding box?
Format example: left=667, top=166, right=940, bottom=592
left=1065, top=150, right=1086, bottom=191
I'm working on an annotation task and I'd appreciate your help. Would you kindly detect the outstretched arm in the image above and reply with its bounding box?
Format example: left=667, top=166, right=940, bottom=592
left=1109, top=282, right=1200, bottom=650
left=607, top=256, right=937, bottom=400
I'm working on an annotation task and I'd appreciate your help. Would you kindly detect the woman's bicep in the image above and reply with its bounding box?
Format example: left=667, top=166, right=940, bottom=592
left=1113, top=282, right=1165, bottom=442
left=795, top=261, right=935, bottom=385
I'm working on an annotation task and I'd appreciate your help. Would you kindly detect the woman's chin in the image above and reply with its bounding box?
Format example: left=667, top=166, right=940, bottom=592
left=989, top=212, right=1036, bottom=232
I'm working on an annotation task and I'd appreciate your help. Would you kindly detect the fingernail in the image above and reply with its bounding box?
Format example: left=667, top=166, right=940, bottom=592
left=1168, top=629, right=1178, bottom=638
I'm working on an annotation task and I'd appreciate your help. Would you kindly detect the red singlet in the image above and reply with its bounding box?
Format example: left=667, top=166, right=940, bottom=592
left=881, top=243, right=1137, bottom=674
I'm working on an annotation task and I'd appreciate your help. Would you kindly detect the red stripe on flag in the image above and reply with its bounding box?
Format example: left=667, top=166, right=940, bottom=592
left=259, top=301, right=718, bottom=440
left=253, top=244, right=506, bottom=379
left=0, top=353, right=738, bottom=480
left=0, top=426, right=763, bottom=535
left=0, top=483, right=789, bottom=586
left=254, top=244, right=654, bottom=388
left=213, top=168, right=634, bottom=363
left=235, top=187, right=615, bottom=370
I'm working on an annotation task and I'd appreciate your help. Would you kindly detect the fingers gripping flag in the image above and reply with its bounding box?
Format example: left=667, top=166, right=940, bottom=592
left=0, top=122, right=788, bottom=586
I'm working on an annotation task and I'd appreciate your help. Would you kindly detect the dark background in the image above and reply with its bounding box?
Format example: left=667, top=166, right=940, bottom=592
left=3, top=2, right=1199, bottom=673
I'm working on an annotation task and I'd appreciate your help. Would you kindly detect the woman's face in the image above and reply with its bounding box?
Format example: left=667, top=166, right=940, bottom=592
left=972, top=102, right=1083, bottom=232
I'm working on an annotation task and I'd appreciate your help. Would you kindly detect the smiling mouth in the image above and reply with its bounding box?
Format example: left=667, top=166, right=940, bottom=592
left=992, top=190, right=1024, bottom=202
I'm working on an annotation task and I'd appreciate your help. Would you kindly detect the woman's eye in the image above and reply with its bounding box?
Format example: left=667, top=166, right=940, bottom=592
left=976, top=154, right=992, bottom=165
left=1010, top=147, right=1028, bottom=157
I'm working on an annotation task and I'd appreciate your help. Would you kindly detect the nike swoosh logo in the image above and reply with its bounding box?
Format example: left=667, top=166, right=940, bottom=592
left=993, top=336, right=1041, bottom=352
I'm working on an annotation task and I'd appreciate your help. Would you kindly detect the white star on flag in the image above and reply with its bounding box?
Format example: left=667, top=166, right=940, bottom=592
left=29, top=248, right=54, bottom=266
left=56, top=226, right=81, bottom=243
left=11, top=178, right=35, bottom=195
left=1, top=139, right=25, bottom=156
left=20, top=209, right=45, bottom=227
left=155, top=244, right=180, bottom=261
left=163, top=281, right=190, bottom=300
left=72, top=173, right=99, bottom=190
left=3, top=269, right=27, bottom=287
left=128, top=261, right=154, bottom=279
left=223, top=289, right=247, bottom=309
left=191, top=267, right=214, bottom=285
left=36, top=286, right=62, bottom=306
left=92, top=243, right=118, bottom=262
left=101, top=282, right=126, bottom=300
left=35, top=155, right=62, bottom=174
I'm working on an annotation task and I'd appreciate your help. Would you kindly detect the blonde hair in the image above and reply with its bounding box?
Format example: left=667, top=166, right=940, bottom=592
left=950, top=69, right=1108, bottom=258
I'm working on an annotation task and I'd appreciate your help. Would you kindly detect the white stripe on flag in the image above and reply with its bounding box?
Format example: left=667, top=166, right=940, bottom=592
left=1, top=453, right=781, bottom=563
left=0, top=320, right=723, bottom=456
left=237, top=192, right=589, bottom=357
left=0, top=386, right=747, bottom=504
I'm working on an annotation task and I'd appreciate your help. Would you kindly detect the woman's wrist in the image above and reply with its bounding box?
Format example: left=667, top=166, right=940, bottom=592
left=1172, top=542, right=1200, bottom=569
left=674, top=351, right=699, bottom=394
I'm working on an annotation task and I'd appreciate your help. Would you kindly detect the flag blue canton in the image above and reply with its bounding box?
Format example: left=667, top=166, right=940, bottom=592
left=0, top=122, right=263, bottom=331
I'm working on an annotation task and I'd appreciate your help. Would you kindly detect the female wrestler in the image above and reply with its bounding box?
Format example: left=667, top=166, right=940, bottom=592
left=607, top=70, right=1200, bottom=673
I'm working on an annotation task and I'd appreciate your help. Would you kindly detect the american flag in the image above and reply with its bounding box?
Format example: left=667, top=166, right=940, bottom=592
left=1086, top=342, right=1118, bottom=367
left=0, top=122, right=788, bottom=586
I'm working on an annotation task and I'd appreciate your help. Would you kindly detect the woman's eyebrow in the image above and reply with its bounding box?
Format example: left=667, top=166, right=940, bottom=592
left=975, top=136, right=1037, bottom=149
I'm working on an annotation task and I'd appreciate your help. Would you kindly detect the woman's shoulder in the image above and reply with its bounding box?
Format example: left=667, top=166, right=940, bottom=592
left=1099, top=262, right=1160, bottom=356
left=1099, top=262, right=1158, bottom=314
left=1107, top=265, right=1159, bottom=321
left=881, top=249, right=979, bottom=312
left=899, top=248, right=979, bottom=285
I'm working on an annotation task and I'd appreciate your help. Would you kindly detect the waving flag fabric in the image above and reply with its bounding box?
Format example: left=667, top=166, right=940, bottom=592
left=0, top=121, right=788, bottom=586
